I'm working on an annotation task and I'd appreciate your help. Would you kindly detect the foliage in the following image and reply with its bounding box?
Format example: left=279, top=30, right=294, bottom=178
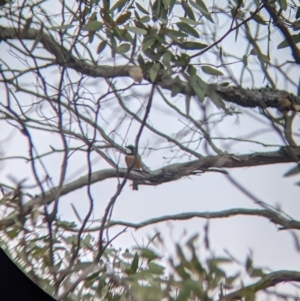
left=0, top=0, right=300, bottom=300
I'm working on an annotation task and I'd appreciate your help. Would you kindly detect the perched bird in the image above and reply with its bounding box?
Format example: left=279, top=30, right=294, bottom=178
left=125, top=145, right=142, bottom=190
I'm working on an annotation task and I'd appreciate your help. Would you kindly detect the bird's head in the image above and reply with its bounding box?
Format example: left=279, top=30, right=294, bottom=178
left=125, top=145, right=136, bottom=155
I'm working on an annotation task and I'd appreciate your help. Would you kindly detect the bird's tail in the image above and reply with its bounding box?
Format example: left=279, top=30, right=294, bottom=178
left=132, top=181, right=138, bottom=190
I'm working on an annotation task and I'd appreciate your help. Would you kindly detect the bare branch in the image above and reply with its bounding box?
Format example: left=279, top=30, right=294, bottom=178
left=222, top=270, right=300, bottom=300
left=106, top=208, right=300, bottom=231
left=0, top=147, right=299, bottom=230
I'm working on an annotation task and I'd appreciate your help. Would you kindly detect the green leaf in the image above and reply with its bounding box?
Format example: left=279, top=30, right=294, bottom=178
left=142, top=38, right=156, bottom=50
left=208, top=90, right=226, bottom=109
left=124, top=25, right=147, bottom=35
left=176, top=22, right=199, bottom=38
left=82, top=21, right=103, bottom=31
left=296, top=7, right=300, bottom=20
left=201, top=66, right=223, bottom=76
left=110, top=0, right=127, bottom=12
left=130, top=253, right=139, bottom=273
left=5, top=226, right=19, bottom=239
left=178, top=41, right=207, bottom=50
left=136, top=2, right=149, bottom=14
left=250, top=11, right=267, bottom=25
left=284, top=165, right=300, bottom=177
left=169, top=0, right=176, bottom=13
left=137, top=248, right=158, bottom=262
left=277, top=0, right=287, bottom=10
left=31, top=26, right=43, bottom=52
left=140, top=16, right=150, bottom=23
left=277, top=34, right=300, bottom=49
left=71, top=203, right=81, bottom=222
left=174, top=53, right=190, bottom=66
left=21, top=17, right=33, bottom=38
left=171, top=84, right=182, bottom=97
left=234, top=0, right=244, bottom=6
left=116, top=43, right=130, bottom=53
left=181, top=0, right=195, bottom=20
left=190, top=76, right=206, bottom=102
left=115, top=11, right=131, bottom=25
left=97, top=40, right=107, bottom=54
left=51, top=24, right=74, bottom=30
left=250, top=268, right=264, bottom=277
left=245, top=256, right=253, bottom=272
left=154, top=33, right=166, bottom=44
left=242, top=54, right=248, bottom=66
left=162, top=0, right=170, bottom=9
left=292, top=20, right=300, bottom=31
left=149, top=63, right=161, bottom=82
left=147, top=262, right=165, bottom=274
left=179, top=17, right=201, bottom=26
left=187, top=65, right=197, bottom=76
left=73, top=261, right=93, bottom=272
left=185, top=94, right=191, bottom=115
left=162, top=51, right=172, bottom=70
left=191, top=0, right=214, bottom=23
left=259, top=54, right=270, bottom=63
left=110, top=35, right=117, bottom=57
left=166, top=29, right=188, bottom=38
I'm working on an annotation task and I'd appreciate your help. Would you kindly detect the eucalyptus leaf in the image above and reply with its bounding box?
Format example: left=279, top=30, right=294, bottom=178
left=51, top=24, right=74, bottom=30
left=181, top=0, right=195, bottom=20
left=190, top=78, right=206, bottom=102
left=31, top=26, right=43, bottom=52
left=277, top=34, right=300, bottom=49
left=190, top=0, right=214, bottom=23
left=178, top=41, right=207, bottom=50
left=162, top=0, right=170, bottom=9
left=136, top=2, right=149, bottom=14
left=296, top=7, right=300, bottom=20
left=124, top=25, right=147, bottom=35
left=276, top=0, right=287, bottom=10
left=284, top=165, right=300, bottom=177
left=149, top=63, right=161, bottom=82
left=110, top=0, right=127, bottom=12
left=140, top=16, right=150, bottom=23
left=185, top=94, right=191, bottom=115
left=259, top=54, right=270, bottom=63
left=208, top=90, right=226, bottom=109
left=179, top=17, right=201, bottom=26
left=166, top=29, right=188, bottom=38
left=115, top=11, right=131, bottom=25
left=116, top=43, right=130, bottom=54
left=250, top=11, right=267, bottom=25
left=130, top=253, right=139, bottom=273
left=176, top=22, right=199, bottom=38
left=201, top=66, right=223, bottom=76
left=82, top=21, right=103, bottom=31
left=142, top=38, right=156, bottom=50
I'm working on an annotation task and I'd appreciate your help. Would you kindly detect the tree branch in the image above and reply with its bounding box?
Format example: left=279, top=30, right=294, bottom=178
left=262, top=1, right=300, bottom=65
left=1, top=26, right=299, bottom=111
left=106, top=208, right=300, bottom=231
left=0, top=147, right=299, bottom=230
left=222, top=270, right=300, bottom=300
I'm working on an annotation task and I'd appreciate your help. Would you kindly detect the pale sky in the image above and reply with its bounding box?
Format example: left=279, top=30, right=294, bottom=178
left=0, top=0, right=300, bottom=298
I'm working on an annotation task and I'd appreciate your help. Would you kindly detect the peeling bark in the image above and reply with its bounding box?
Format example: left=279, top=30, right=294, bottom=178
left=0, top=26, right=299, bottom=112
left=0, top=147, right=299, bottom=230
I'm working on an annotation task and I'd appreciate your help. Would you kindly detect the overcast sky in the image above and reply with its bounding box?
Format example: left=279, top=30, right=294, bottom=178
left=0, top=0, right=300, bottom=298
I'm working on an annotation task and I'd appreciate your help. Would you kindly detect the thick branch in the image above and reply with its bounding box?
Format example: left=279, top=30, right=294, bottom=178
left=1, top=27, right=299, bottom=111
left=0, top=147, right=299, bottom=230
left=222, top=270, right=300, bottom=300
left=263, top=1, right=300, bottom=64
left=107, top=208, right=300, bottom=231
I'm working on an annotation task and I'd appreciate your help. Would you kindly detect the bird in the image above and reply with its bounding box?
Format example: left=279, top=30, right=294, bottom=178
left=125, top=144, right=142, bottom=190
